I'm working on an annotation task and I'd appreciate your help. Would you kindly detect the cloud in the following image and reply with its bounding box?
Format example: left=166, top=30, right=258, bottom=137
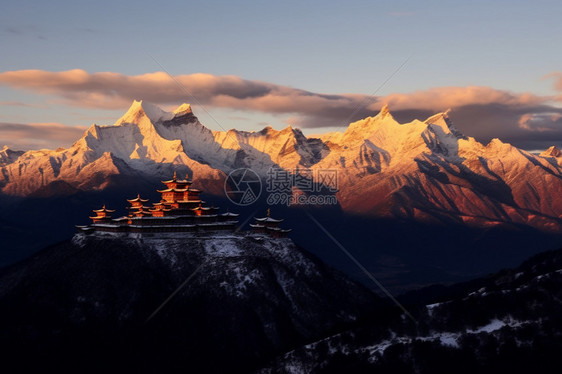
left=544, top=72, right=562, bottom=91
left=0, top=122, right=87, bottom=151
left=0, top=101, right=47, bottom=108
left=0, top=69, right=360, bottom=117
left=2, top=69, right=562, bottom=150
left=447, top=104, right=562, bottom=150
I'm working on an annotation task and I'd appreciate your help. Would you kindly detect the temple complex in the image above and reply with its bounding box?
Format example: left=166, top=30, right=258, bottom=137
left=250, top=208, right=292, bottom=238
left=76, top=172, right=239, bottom=235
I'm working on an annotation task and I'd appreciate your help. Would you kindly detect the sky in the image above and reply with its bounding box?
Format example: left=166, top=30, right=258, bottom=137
left=1, top=0, right=562, bottom=151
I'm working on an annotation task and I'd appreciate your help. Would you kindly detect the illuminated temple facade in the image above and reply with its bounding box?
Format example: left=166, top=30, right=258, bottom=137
left=76, top=172, right=239, bottom=235
left=250, top=209, right=291, bottom=238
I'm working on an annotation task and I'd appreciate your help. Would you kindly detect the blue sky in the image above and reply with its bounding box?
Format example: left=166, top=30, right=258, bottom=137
left=1, top=0, right=562, bottom=150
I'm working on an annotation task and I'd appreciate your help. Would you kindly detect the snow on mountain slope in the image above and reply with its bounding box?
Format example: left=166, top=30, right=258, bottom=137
left=540, top=145, right=562, bottom=169
left=0, top=101, right=225, bottom=194
left=0, top=100, right=330, bottom=195
left=116, top=99, right=174, bottom=125
left=312, top=106, right=562, bottom=231
left=212, top=125, right=328, bottom=171
left=2, top=101, right=562, bottom=231
left=0, top=146, right=25, bottom=167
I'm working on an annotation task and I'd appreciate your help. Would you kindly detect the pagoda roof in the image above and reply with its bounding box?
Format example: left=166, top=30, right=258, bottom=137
left=161, top=171, right=193, bottom=184
left=266, top=227, right=292, bottom=233
left=221, top=212, right=240, bottom=217
left=197, top=222, right=235, bottom=227
left=127, top=224, right=196, bottom=229
left=249, top=223, right=265, bottom=228
left=89, top=215, right=113, bottom=219
left=157, top=188, right=189, bottom=193
left=92, top=205, right=115, bottom=213
left=162, top=179, right=192, bottom=184
left=191, top=206, right=216, bottom=211
left=127, top=194, right=149, bottom=203
left=76, top=226, right=95, bottom=232
left=91, top=223, right=121, bottom=228
left=255, top=217, right=283, bottom=223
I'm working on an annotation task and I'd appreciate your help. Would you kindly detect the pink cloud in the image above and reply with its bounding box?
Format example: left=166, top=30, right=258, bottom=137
left=382, top=86, right=543, bottom=111
left=2, top=69, right=562, bottom=150
left=543, top=72, right=562, bottom=91
left=0, top=121, right=87, bottom=151
left=0, top=101, right=47, bottom=108
left=0, top=69, right=547, bottom=116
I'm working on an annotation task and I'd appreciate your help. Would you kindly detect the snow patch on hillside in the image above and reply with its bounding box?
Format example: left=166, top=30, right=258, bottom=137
left=205, top=239, right=244, bottom=257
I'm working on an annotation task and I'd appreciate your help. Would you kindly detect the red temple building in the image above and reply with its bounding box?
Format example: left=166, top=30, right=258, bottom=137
left=127, top=194, right=152, bottom=218
left=250, top=209, right=291, bottom=238
left=89, top=205, right=115, bottom=224
left=76, top=172, right=239, bottom=235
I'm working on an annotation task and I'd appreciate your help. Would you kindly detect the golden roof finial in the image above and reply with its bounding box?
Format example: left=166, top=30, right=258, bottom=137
left=185, top=173, right=189, bottom=180
left=173, top=171, right=177, bottom=180
left=266, top=208, right=271, bottom=217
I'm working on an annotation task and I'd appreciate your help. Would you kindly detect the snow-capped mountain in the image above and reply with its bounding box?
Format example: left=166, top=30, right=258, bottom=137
left=2, top=101, right=562, bottom=231
left=0, top=100, right=229, bottom=195
left=317, top=106, right=562, bottom=231
left=0, top=100, right=326, bottom=196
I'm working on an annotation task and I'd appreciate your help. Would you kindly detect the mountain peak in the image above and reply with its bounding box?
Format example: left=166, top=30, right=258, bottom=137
left=173, top=103, right=192, bottom=116
left=280, top=125, right=294, bottom=133
left=118, top=100, right=174, bottom=125
left=425, top=109, right=465, bottom=139
left=424, top=109, right=451, bottom=125
left=259, top=125, right=275, bottom=134
left=378, top=104, right=391, bottom=118
left=342, top=104, right=398, bottom=141
left=540, top=145, right=561, bottom=158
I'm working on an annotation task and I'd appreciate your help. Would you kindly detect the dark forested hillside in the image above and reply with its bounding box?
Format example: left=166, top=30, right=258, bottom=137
left=262, top=247, right=562, bottom=373
left=0, top=234, right=379, bottom=373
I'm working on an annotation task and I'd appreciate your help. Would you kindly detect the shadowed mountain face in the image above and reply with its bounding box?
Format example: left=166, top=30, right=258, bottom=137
left=0, top=234, right=379, bottom=373
left=2, top=229, right=561, bottom=373
left=263, top=247, right=562, bottom=374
